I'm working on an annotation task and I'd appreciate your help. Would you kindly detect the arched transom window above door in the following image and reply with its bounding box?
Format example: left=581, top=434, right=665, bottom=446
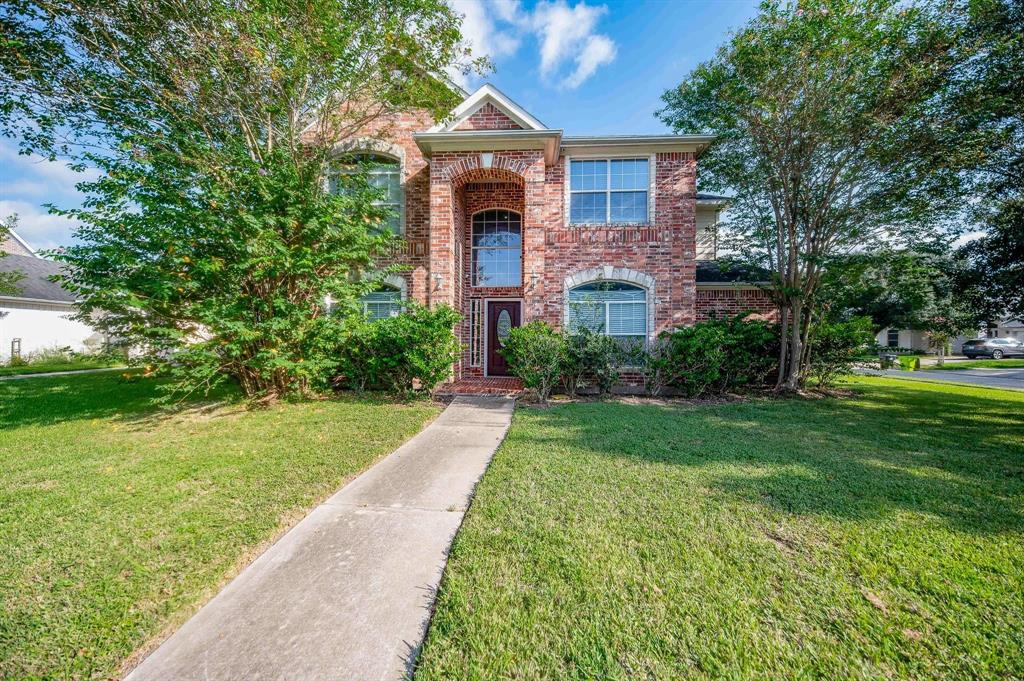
left=471, top=209, right=522, bottom=287
left=328, top=154, right=403, bottom=235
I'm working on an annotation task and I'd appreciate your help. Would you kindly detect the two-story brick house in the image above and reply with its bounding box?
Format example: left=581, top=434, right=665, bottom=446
left=346, top=84, right=773, bottom=385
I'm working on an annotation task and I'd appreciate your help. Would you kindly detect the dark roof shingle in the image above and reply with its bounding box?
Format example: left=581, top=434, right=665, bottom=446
left=0, top=254, right=76, bottom=303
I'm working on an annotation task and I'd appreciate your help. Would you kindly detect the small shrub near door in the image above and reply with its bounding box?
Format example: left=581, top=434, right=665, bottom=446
left=501, top=321, right=566, bottom=404
left=333, top=303, right=461, bottom=396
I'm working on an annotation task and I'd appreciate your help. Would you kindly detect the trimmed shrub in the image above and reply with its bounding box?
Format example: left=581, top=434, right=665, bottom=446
left=561, top=329, right=622, bottom=397
left=654, top=314, right=778, bottom=397
left=501, top=321, right=566, bottom=404
left=808, top=317, right=876, bottom=386
left=334, top=303, right=461, bottom=396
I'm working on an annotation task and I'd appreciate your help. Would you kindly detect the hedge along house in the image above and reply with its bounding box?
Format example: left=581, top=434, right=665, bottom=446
left=341, top=84, right=773, bottom=384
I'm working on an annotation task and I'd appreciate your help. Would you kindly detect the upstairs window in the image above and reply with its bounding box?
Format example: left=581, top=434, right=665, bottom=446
left=570, top=158, right=649, bottom=224
left=472, top=210, right=522, bottom=287
left=329, top=154, right=403, bottom=235
left=567, top=281, right=647, bottom=347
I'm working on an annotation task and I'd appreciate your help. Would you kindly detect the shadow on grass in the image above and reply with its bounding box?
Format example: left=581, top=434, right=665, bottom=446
left=0, top=371, right=241, bottom=430
left=523, top=381, right=1024, bottom=535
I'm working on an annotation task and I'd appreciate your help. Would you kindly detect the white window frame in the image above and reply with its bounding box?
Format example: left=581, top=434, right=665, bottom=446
left=567, top=283, right=647, bottom=341
left=567, top=156, right=652, bottom=225
left=329, top=153, right=405, bottom=236
left=471, top=209, right=523, bottom=288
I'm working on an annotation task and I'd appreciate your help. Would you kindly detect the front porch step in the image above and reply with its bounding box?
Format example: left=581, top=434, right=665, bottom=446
left=435, top=377, right=524, bottom=397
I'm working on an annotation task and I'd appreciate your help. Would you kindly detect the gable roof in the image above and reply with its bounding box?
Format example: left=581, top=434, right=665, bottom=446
left=1, top=228, right=38, bottom=258
left=429, top=83, right=548, bottom=132
left=0, top=253, right=76, bottom=303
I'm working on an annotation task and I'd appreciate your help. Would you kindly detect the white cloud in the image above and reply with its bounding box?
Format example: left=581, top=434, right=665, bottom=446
left=0, top=199, right=80, bottom=253
left=0, top=139, right=96, bottom=249
left=447, top=0, right=616, bottom=90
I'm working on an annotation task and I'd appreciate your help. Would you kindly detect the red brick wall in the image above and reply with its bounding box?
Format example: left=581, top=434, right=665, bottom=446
left=453, top=102, right=523, bottom=130
left=532, top=152, right=698, bottom=336
left=350, top=110, right=437, bottom=302
left=695, top=287, right=777, bottom=322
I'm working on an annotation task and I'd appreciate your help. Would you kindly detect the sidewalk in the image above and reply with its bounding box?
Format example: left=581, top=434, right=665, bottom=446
left=125, top=395, right=515, bottom=681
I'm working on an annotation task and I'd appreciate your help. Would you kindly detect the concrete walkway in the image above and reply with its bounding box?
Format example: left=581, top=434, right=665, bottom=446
left=125, top=395, right=514, bottom=681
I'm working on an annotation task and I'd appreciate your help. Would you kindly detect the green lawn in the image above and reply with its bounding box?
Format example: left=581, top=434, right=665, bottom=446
left=416, top=377, right=1024, bottom=680
left=930, top=359, right=1024, bottom=370
left=0, top=358, right=123, bottom=377
left=0, top=372, right=438, bottom=680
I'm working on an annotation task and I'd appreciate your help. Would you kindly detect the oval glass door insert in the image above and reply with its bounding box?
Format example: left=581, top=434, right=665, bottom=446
left=496, top=309, right=512, bottom=343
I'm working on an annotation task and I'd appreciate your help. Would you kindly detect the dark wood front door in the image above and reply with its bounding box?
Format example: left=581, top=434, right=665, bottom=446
left=487, top=301, right=521, bottom=376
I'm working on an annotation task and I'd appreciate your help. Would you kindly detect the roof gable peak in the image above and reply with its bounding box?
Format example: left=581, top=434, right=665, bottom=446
left=429, top=83, right=547, bottom=132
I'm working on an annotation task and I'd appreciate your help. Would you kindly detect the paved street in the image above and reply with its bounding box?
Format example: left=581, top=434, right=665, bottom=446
left=874, top=367, right=1024, bottom=391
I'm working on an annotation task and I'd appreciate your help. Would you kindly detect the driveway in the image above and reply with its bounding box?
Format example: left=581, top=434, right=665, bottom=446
left=125, top=395, right=514, bottom=681
left=874, top=367, right=1024, bottom=391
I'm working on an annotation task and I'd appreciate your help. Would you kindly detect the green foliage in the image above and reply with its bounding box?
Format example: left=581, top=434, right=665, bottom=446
left=0, top=0, right=481, bottom=399
left=334, top=304, right=461, bottom=396
left=658, top=0, right=981, bottom=389
left=651, top=315, right=779, bottom=398
left=562, top=329, right=621, bottom=397
left=807, top=317, right=875, bottom=387
left=501, top=321, right=565, bottom=404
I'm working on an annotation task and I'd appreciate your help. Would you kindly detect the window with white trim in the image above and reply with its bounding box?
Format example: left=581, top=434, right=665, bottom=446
left=329, top=154, right=403, bottom=235
left=361, top=285, right=403, bottom=320
left=569, top=158, right=649, bottom=224
left=886, top=328, right=899, bottom=348
left=567, top=281, right=647, bottom=346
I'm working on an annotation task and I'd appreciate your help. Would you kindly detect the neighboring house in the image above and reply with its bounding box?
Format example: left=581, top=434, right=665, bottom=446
left=991, top=317, right=1024, bottom=342
left=0, top=236, right=102, bottom=361
left=875, top=327, right=932, bottom=353
left=343, top=83, right=773, bottom=380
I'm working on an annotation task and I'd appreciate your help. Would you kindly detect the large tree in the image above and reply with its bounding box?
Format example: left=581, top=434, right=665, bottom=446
left=659, top=0, right=980, bottom=390
left=948, top=0, right=1023, bottom=325
left=0, top=215, right=26, bottom=296
left=0, top=0, right=480, bottom=398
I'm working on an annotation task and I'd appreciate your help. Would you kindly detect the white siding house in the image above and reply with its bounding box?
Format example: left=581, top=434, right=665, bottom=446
left=0, top=250, right=102, bottom=361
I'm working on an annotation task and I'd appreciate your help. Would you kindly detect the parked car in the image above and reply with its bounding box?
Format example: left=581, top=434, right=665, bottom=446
left=961, top=338, right=1024, bottom=359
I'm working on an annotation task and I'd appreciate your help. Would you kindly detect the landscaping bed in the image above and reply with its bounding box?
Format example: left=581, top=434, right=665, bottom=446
left=0, top=372, right=439, bottom=679
left=416, top=377, right=1024, bottom=680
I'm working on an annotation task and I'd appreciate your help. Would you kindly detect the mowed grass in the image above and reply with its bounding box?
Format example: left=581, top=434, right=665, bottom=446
left=0, top=359, right=122, bottom=377
left=416, top=377, right=1024, bottom=680
left=0, top=372, right=438, bottom=680
left=930, top=358, right=1024, bottom=370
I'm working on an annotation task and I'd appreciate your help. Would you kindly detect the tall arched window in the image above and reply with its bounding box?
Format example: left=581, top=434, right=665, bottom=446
left=471, top=209, right=522, bottom=287
left=329, top=154, right=403, bottom=235
left=567, top=281, right=647, bottom=346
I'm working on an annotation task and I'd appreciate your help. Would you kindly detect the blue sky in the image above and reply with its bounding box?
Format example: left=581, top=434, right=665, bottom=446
left=0, top=0, right=759, bottom=251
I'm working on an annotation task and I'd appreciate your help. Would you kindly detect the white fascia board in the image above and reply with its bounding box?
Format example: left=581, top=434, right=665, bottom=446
left=7, top=229, right=38, bottom=257
left=414, top=129, right=563, bottom=164
left=428, top=83, right=548, bottom=132
left=0, top=295, right=77, bottom=307
left=561, top=134, right=716, bottom=156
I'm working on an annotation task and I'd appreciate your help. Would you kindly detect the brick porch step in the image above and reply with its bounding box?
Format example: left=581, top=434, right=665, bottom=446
left=435, top=377, right=524, bottom=397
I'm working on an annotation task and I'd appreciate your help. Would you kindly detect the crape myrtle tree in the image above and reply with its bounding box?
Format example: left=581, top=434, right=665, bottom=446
left=0, top=0, right=482, bottom=399
left=659, top=0, right=979, bottom=390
